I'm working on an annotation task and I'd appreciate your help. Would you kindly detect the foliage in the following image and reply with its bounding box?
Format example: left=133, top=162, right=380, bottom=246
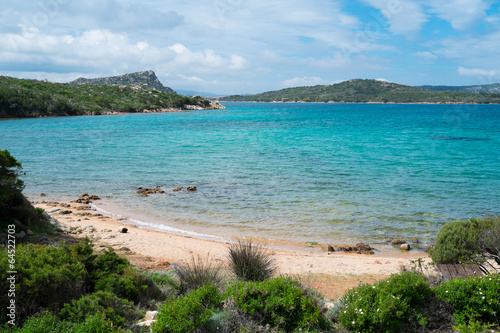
left=176, top=255, right=223, bottom=294
left=6, top=311, right=126, bottom=332
left=142, top=271, right=180, bottom=300
left=337, top=271, right=434, bottom=333
left=0, top=149, right=24, bottom=199
left=58, top=291, right=141, bottom=327
left=95, top=267, right=160, bottom=304
left=90, top=247, right=129, bottom=280
left=153, top=284, right=222, bottom=333
left=225, top=277, right=330, bottom=332
left=430, top=217, right=500, bottom=264
left=221, top=79, right=500, bottom=104
left=0, top=243, right=88, bottom=321
left=228, top=240, right=276, bottom=282
left=435, top=274, right=500, bottom=326
left=0, top=75, right=211, bottom=118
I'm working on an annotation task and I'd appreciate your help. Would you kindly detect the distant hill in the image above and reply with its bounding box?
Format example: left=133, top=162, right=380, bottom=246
left=175, top=89, right=221, bottom=98
left=416, top=83, right=500, bottom=94
left=69, top=70, right=176, bottom=94
left=220, top=79, right=500, bottom=104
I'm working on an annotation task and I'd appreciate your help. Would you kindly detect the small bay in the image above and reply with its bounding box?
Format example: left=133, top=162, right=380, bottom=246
left=1, top=102, right=499, bottom=246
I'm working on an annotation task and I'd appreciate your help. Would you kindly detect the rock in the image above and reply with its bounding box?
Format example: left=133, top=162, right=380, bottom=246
left=73, top=193, right=100, bottom=204
left=137, top=186, right=164, bottom=196
left=411, top=237, right=420, bottom=243
left=40, top=193, right=46, bottom=197
left=391, top=239, right=406, bottom=246
left=135, top=320, right=156, bottom=327
left=76, top=206, right=91, bottom=210
left=118, top=227, right=128, bottom=233
left=60, top=203, right=71, bottom=208
left=145, top=311, right=158, bottom=321
left=187, top=186, right=197, bottom=192
left=172, top=187, right=184, bottom=192
left=327, top=244, right=335, bottom=252
left=16, top=231, right=27, bottom=239
left=338, top=243, right=374, bottom=254
left=400, top=244, right=411, bottom=251
left=60, top=210, right=72, bottom=215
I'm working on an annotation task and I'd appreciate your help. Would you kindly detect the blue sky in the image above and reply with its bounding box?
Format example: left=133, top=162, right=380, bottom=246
left=0, top=0, right=499, bottom=95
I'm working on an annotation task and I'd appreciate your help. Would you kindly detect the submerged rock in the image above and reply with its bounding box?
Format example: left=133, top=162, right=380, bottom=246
left=137, top=186, right=165, bottom=196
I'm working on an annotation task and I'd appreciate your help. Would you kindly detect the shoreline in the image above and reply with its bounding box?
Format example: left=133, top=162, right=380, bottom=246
left=32, top=197, right=438, bottom=301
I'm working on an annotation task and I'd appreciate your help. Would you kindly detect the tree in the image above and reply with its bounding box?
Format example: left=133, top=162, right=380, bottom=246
left=0, top=149, right=24, bottom=204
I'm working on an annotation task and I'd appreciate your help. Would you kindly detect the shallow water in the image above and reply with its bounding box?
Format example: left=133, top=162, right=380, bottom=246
left=1, top=102, right=499, bottom=247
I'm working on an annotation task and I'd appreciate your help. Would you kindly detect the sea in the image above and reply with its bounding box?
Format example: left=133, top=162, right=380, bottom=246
left=1, top=102, right=499, bottom=249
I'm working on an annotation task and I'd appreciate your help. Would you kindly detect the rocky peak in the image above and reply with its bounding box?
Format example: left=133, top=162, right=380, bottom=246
left=69, top=70, right=175, bottom=94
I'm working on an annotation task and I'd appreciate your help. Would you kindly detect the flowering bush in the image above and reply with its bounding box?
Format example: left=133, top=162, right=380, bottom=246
left=435, top=274, right=500, bottom=326
left=337, top=271, right=433, bottom=333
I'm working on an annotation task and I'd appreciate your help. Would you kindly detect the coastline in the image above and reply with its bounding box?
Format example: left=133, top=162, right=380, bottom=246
left=33, top=198, right=437, bottom=301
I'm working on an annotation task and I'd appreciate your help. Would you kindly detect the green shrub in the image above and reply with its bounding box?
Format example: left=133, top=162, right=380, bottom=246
left=0, top=243, right=87, bottom=322
left=176, top=256, right=222, bottom=294
left=95, top=274, right=145, bottom=303
left=435, top=274, right=500, bottom=326
left=430, top=220, right=480, bottom=264
left=226, top=277, right=330, bottom=332
left=142, top=271, right=180, bottom=300
left=337, top=271, right=434, bottom=333
left=90, top=247, right=129, bottom=280
left=8, top=312, right=126, bottom=332
left=431, top=217, right=500, bottom=264
left=59, top=291, right=141, bottom=327
left=227, top=240, right=276, bottom=282
left=153, top=284, right=222, bottom=333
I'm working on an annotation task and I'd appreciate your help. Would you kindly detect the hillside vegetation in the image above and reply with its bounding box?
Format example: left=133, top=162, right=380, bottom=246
left=417, top=82, right=500, bottom=94
left=221, top=79, right=500, bottom=104
left=0, top=74, right=210, bottom=118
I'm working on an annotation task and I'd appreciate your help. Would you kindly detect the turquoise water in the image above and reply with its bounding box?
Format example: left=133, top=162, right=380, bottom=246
left=1, top=102, right=499, bottom=246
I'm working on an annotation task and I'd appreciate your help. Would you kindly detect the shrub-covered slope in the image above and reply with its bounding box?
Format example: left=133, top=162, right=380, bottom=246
left=221, top=79, right=500, bottom=103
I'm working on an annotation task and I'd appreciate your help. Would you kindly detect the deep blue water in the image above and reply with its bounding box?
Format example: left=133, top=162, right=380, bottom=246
left=1, top=102, right=499, bottom=246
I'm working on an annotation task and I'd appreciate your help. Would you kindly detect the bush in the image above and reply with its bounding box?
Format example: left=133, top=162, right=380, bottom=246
left=176, top=256, right=222, bottom=294
left=228, top=240, right=276, bottom=282
left=430, top=220, right=480, bottom=264
left=7, top=312, right=126, bottom=332
left=143, top=271, right=180, bottom=300
left=226, top=277, right=330, bottom=332
left=95, top=267, right=161, bottom=304
left=59, top=291, right=141, bottom=327
left=0, top=243, right=87, bottom=322
left=435, top=274, right=500, bottom=326
left=90, top=247, right=129, bottom=280
left=430, top=217, right=500, bottom=264
left=153, top=284, right=222, bottom=333
left=337, top=271, right=434, bottom=333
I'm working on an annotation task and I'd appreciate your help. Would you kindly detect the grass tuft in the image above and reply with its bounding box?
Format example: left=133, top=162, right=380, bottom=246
left=176, top=255, right=222, bottom=294
left=227, top=240, right=276, bottom=282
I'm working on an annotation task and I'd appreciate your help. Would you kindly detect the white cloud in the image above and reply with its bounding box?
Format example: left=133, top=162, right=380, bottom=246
left=427, top=0, right=494, bottom=30
left=362, top=0, right=427, bottom=35
left=0, top=28, right=248, bottom=80
left=415, top=51, right=437, bottom=60
left=457, top=67, right=499, bottom=78
left=281, top=77, right=330, bottom=87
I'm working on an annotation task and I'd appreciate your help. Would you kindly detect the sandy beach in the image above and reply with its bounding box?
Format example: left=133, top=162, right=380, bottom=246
left=33, top=199, right=438, bottom=301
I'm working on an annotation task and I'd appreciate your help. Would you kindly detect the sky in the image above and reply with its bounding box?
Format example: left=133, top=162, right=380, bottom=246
left=0, top=0, right=499, bottom=95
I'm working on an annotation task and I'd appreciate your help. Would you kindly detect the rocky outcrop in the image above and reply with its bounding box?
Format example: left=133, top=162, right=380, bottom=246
left=137, top=186, right=165, bottom=196
left=73, top=193, right=100, bottom=204
left=69, top=70, right=176, bottom=94
left=338, top=243, right=374, bottom=254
